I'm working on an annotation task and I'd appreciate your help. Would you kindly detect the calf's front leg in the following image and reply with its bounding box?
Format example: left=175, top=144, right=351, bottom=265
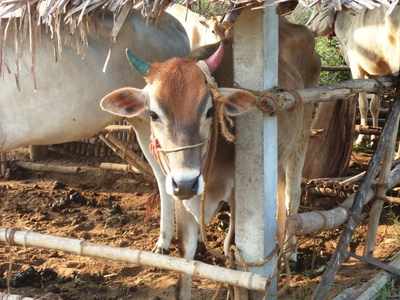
left=175, top=199, right=199, bottom=300
left=129, top=118, right=175, bottom=253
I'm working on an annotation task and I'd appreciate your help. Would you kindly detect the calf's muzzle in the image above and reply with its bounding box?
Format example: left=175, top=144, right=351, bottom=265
left=171, top=175, right=200, bottom=199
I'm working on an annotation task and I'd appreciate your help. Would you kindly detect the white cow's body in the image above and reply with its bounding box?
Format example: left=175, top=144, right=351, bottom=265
left=335, top=7, right=400, bottom=145
left=0, top=10, right=190, bottom=255
left=309, top=6, right=400, bottom=145
left=165, top=4, right=220, bottom=50
left=0, top=11, right=189, bottom=151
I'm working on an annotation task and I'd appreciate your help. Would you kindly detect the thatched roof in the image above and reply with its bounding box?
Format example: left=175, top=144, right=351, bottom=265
left=279, top=0, right=399, bottom=13
left=0, top=0, right=397, bottom=88
left=1, top=0, right=398, bottom=27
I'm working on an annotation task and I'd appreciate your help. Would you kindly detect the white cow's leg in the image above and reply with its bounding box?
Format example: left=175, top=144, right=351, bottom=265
left=128, top=118, right=175, bottom=253
left=370, top=94, right=381, bottom=128
left=351, top=66, right=369, bottom=146
left=355, top=91, right=369, bottom=145
left=370, top=93, right=381, bottom=143
left=175, top=199, right=198, bottom=300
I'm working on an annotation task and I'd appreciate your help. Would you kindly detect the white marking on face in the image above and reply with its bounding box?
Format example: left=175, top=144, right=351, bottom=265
left=165, top=168, right=204, bottom=198
left=200, top=94, right=213, bottom=134
left=147, top=86, right=167, bottom=123
left=147, top=82, right=210, bottom=200
left=199, top=94, right=213, bottom=158
left=165, top=174, right=174, bottom=196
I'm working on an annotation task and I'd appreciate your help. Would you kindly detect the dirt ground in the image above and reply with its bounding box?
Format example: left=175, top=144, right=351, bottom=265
left=1, top=148, right=400, bottom=299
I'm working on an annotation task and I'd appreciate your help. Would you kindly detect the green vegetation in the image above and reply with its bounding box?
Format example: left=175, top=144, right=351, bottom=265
left=289, top=5, right=351, bottom=85
left=376, top=282, right=393, bottom=300
left=178, top=0, right=228, bottom=17
left=315, top=37, right=351, bottom=85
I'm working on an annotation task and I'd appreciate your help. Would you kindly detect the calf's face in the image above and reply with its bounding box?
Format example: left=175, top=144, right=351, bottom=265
left=100, top=46, right=255, bottom=200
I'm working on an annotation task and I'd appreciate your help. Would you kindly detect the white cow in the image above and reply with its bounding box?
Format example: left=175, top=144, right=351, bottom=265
left=309, top=5, right=400, bottom=145
left=0, top=10, right=190, bottom=254
left=0, top=11, right=189, bottom=151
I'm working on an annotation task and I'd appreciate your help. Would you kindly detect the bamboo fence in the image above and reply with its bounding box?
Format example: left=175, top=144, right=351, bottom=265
left=0, top=228, right=269, bottom=292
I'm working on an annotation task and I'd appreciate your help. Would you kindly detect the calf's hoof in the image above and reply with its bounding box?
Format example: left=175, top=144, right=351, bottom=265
left=152, top=245, right=170, bottom=255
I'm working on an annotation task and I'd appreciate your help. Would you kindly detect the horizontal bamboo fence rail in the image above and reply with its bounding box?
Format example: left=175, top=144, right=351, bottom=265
left=14, top=161, right=92, bottom=174
left=0, top=292, right=35, bottom=300
left=0, top=229, right=269, bottom=292
left=321, top=65, right=351, bottom=72
left=250, top=75, right=399, bottom=113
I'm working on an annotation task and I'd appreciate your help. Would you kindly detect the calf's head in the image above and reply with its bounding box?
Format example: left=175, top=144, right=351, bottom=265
left=100, top=45, right=256, bottom=200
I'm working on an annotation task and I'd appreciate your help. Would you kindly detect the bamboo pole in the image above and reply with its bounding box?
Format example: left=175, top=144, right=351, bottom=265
left=80, top=142, right=87, bottom=156
left=349, top=252, right=400, bottom=276
left=248, top=76, right=399, bottom=114
left=0, top=293, right=35, bottom=300
left=288, top=164, right=400, bottom=236
left=98, top=134, right=154, bottom=183
left=321, top=65, right=351, bottom=72
left=332, top=252, right=400, bottom=300
left=15, top=161, right=83, bottom=174
left=355, top=252, right=400, bottom=300
left=99, top=162, right=140, bottom=173
left=337, top=159, right=400, bottom=189
left=340, top=171, right=366, bottom=186
left=355, top=117, right=386, bottom=127
left=364, top=87, right=400, bottom=258
left=94, top=140, right=101, bottom=157
left=384, top=196, right=400, bottom=204
left=365, top=110, right=400, bottom=257
left=355, top=125, right=382, bottom=136
left=332, top=288, right=359, bottom=300
left=0, top=228, right=269, bottom=292
left=0, top=152, right=7, bottom=177
left=312, top=99, right=400, bottom=300
left=15, top=161, right=150, bottom=177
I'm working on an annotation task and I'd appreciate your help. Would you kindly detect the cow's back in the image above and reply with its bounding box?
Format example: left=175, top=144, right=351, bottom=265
left=277, top=18, right=320, bottom=164
left=0, top=11, right=190, bottom=151
left=279, top=18, right=320, bottom=89
left=336, top=7, right=400, bottom=75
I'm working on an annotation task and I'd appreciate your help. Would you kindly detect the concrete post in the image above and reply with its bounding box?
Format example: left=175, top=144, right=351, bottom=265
left=234, top=6, right=279, bottom=300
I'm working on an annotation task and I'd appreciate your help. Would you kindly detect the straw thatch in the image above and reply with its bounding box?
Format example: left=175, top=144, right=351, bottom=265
left=269, top=0, right=399, bottom=12
left=1, top=0, right=398, bottom=28
left=0, top=0, right=398, bottom=84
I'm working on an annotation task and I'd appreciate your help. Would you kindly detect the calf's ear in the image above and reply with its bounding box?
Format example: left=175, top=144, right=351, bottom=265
left=218, top=88, right=257, bottom=116
left=100, top=87, right=146, bottom=118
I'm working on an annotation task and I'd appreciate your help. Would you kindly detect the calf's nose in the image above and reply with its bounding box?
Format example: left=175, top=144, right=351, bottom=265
left=171, top=176, right=199, bottom=199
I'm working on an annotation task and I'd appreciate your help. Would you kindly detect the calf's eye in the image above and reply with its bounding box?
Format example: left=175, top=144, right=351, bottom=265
left=206, top=107, right=214, bottom=119
left=149, top=110, right=160, bottom=122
